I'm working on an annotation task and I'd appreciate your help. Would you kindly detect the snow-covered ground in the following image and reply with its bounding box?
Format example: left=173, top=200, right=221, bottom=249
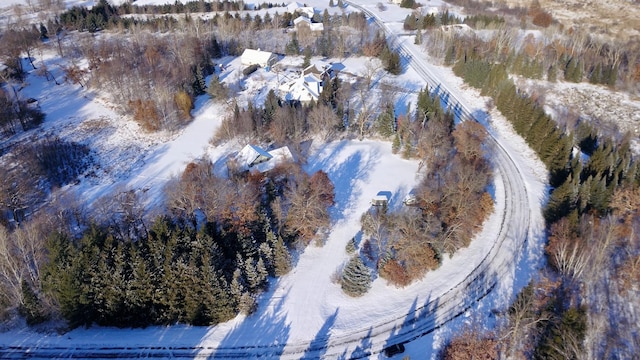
left=1, top=0, right=550, bottom=358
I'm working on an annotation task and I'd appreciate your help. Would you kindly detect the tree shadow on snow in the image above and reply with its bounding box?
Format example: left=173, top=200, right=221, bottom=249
left=299, top=308, right=339, bottom=359
left=305, top=141, right=379, bottom=222
left=379, top=294, right=439, bottom=358
left=347, top=327, right=374, bottom=359
left=209, top=287, right=291, bottom=359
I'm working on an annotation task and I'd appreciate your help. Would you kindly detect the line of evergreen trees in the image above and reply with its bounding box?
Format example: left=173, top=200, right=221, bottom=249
left=404, top=10, right=461, bottom=31
left=450, top=40, right=640, bottom=358
left=42, top=216, right=292, bottom=328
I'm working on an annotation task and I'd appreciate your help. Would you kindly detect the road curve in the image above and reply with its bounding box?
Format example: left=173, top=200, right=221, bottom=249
left=305, top=1, right=533, bottom=357
left=0, top=4, right=535, bottom=359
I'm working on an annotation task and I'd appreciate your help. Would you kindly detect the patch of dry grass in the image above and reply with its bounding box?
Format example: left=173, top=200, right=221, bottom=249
left=505, top=0, right=640, bottom=40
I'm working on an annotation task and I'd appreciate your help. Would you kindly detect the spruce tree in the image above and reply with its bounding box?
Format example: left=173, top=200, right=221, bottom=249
left=303, top=46, right=312, bottom=68
left=392, top=133, right=401, bottom=154
left=274, top=236, right=292, bottom=276
left=256, top=257, right=268, bottom=288
left=244, top=259, right=261, bottom=292
left=286, top=32, right=300, bottom=55
left=404, top=15, right=417, bottom=30
left=341, top=255, right=371, bottom=297
left=589, top=63, right=602, bottom=84
left=375, top=103, right=395, bottom=137
left=193, top=65, right=206, bottom=95
left=207, top=75, right=227, bottom=100
left=19, top=280, right=48, bottom=325
left=345, top=237, right=357, bottom=254
left=414, top=29, right=422, bottom=45
left=238, top=291, right=257, bottom=315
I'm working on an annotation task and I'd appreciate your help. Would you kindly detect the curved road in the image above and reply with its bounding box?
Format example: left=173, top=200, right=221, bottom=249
left=310, top=2, right=533, bottom=357
left=0, top=4, right=535, bottom=359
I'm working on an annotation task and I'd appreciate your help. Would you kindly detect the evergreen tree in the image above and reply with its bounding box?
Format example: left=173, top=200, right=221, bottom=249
left=207, top=74, right=227, bottom=100
left=230, top=268, right=244, bottom=303
left=400, top=0, right=416, bottom=8
left=208, top=275, right=236, bottom=323
left=404, top=14, right=417, bottom=30
left=547, top=65, right=557, bottom=82
left=19, top=280, right=48, bottom=325
left=605, top=65, right=618, bottom=86
left=381, top=48, right=402, bottom=75
left=329, top=0, right=334, bottom=7
left=273, top=236, right=292, bottom=276
left=210, top=37, right=222, bottom=58
left=263, top=89, right=280, bottom=127
left=286, top=32, right=300, bottom=55
left=341, top=255, right=371, bottom=297
left=402, top=140, right=413, bottom=159
left=39, top=23, right=48, bottom=39
left=238, top=291, right=256, bottom=315
left=589, top=63, right=602, bottom=84
left=259, top=241, right=274, bottom=275
left=414, top=29, right=422, bottom=45
left=392, top=133, right=401, bottom=154
left=374, top=103, right=395, bottom=137
left=192, top=65, right=206, bottom=95
left=544, top=175, right=578, bottom=222
left=322, top=9, right=330, bottom=27
left=244, top=258, right=261, bottom=292
left=256, top=257, right=268, bottom=287
left=345, top=237, right=357, bottom=254
left=302, top=46, right=312, bottom=68
left=263, top=12, right=272, bottom=26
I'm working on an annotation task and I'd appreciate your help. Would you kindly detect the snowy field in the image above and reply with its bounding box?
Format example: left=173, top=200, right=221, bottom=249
left=1, top=0, right=550, bottom=358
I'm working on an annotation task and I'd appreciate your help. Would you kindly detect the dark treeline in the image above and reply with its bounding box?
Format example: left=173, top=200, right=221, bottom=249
left=403, top=10, right=462, bottom=31
left=423, top=9, right=639, bottom=92
left=441, top=23, right=640, bottom=360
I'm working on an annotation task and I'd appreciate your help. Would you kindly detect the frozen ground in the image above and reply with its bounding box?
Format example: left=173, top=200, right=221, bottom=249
left=1, top=0, right=549, bottom=358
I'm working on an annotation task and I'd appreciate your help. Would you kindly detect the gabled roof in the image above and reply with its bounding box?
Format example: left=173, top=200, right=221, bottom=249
left=286, top=1, right=305, bottom=11
left=293, top=16, right=324, bottom=31
left=236, top=144, right=273, bottom=170
left=286, top=2, right=315, bottom=17
left=254, top=146, right=296, bottom=173
left=240, top=49, right=276, bottom=66
left=279, top=62, right=337, bottom=103
left=303, top=64, right=323, bottom=76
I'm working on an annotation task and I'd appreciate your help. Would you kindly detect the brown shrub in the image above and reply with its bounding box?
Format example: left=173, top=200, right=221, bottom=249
left=379, top=259, right=411, bottom=287
left=174, top=90, right=193, bottom=120
left=398, top=242, right=439, bottom=280
left=532, top=11, right=553, bottom=28
left=442, top=330, right=499, bottom=360
left=362, top=36, right=386, bottom=57
left=129, top=99, right=161, bottom=131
